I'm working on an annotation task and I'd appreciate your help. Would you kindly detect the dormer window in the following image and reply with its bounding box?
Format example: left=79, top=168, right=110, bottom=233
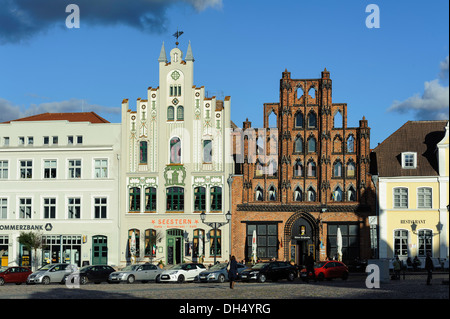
left=401, top=152, right=417, bottom=169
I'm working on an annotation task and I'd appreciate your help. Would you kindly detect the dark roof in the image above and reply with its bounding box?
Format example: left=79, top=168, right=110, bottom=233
left=2, top=112, right=110, bottom=124
left=371, top=121, right=447, bottom=177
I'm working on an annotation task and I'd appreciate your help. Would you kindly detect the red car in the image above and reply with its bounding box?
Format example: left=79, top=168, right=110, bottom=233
left=0, top=266, right=33, bottom=285
left=300, top=261, right=349, bottom=281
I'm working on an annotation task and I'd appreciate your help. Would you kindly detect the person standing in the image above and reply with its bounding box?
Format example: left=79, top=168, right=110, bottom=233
left=228, top=256, right=238, bottom=289
left=305, top=254, right=316, bottom=283
left=425, top=252, right=434, bottom=285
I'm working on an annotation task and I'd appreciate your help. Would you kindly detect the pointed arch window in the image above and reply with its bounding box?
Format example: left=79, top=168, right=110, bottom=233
left=294, top=136, right=303, bottom=153
left=347, top=161, right=356, bottom=177
left=334, top=111, right=343, bottom=128
left=308, top=112, right=317, bottom=128
left=307, top=187, right=316, bottom=202
left=333, top=136, right=342, bottom=153
left=333, top=186, right=343, bottom=202
left=307, top=161, right=316, bottom=177
left=268, top=186, right=277, bottom=201
left=255, top=160, right=263, bottom=177
left=295, top=112, right=303, bottom=128
left=347, top=186, right=357, bottom=202
left=170, top=137, right=181, bottom=164
left=347, top=135, right=355, bottom=153
left=293, top=186, right=303, bottom=202
left=255, top=186, right=264, bottom=201
left=177, top=105, right=184, bottom=120
left=294, top=160, right=303, bottom=177
left=333, top=161, right=342, bottom=177
left=267, top=160, right=277, bottom=177
left=308, top=137, right=317, bottom=153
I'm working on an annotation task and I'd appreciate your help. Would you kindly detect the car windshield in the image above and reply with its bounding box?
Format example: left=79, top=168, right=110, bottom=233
left=37, top=264, right=54, bottom=271
left=209, top=263, right=227, bottom=271
left=121, top=265, right=140, bottom=271
left=170, top=264, right=185, bottom=270
left=315, top=262, right=327, bottom=268
left=252, top=263, right=269, bottom=269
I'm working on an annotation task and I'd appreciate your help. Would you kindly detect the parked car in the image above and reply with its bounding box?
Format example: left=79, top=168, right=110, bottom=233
left=0, top=267, right=33, bottom=286
left=160, top=263, right=206, bottom=283
left=239, top=261, right=297, bottom=283
left=27, top=263, right=77, bottom=285
left=64, top=265, right=115, bottom=285
left=108, top=263, right=163, bottom=284
left=198, top=262, right=248, bottom=283
left=300, top=261, right=349, bottom=281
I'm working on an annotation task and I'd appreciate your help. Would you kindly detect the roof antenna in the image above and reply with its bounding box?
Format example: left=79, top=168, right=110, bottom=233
left=173, top=28, right=184, bottom=47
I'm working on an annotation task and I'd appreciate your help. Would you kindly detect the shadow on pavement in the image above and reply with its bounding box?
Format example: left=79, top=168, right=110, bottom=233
left=28, top=287, right=138, bottom=299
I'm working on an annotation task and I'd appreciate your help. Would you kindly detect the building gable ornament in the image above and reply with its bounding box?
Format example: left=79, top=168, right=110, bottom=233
left=164, top=165, right=186, bottom=186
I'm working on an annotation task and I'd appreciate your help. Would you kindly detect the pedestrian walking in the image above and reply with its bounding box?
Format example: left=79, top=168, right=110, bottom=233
left=425, top=252, right=434, bottom=285
left=393, top=257, right=401, bottom=280
left=228, top=256, right=238, bottom=289
left=305, top=254, right=316, bottom=283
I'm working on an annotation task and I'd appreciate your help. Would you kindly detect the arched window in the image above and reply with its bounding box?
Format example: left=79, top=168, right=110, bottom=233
left=140, top=141, right=148, bottom=164
left=294, top=136, right=303, bottom=153
left=166, top=187, right=184, bottom=211
left=297, top=86, right=304, bottom=99
left=333, top=186, right=343, bottom=202
left=308, top=87, right=316, bottom=99
left=255, top=186, right=264, bottom=201
left=167, top=106, right=174, bottom=121
left=333, top=161, right=342, bottom=177
left=294, top=112, right=303, bottom=128
left=394, top=229, right=408, bottom=256
left=268, top=111, right=277, bottom=128
left=129, top=187, right=141, bottom=212
left=210, top=229, right=221, bottom=256
left=334, top=111, right=343, bottom=128
left=347, top=135, right=355, bottom=153
left=203, top=140, right=212, bottom=163
left=210, top=186, right=222, bottom=211
left=293, top=186, right=303, bottom=202
left=267, top=160, right=277, bottom=176
left=333, top=136, right=342, bottom=153
left=145, top=187, right=156, bottom=211
left=307, top=187, right=316, bottom=202
left=308, top=112, right=317, bottom=128
left=268, top=186, right=276, bottom=201
left=176, top=106, right=184, bottom=120
left=347, top=161, right=356, bottom=177
left=307, top=161, right=316, bottom=177
left=144, top=229, right=157, bottom=257
left=308, top=137, right=317, bottom=153
left=347, top=186, right=356, bottom=202
left=255, top=161, right=263, bottom=177
left=194, top=186, right=206, bottom=211
left=170, top=137, right=181, bottom=164
left=294, top=160, right=303, bottom=177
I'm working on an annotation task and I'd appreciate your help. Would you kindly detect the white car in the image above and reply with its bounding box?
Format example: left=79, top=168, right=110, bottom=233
left=160, top=263, right=206, bottom=283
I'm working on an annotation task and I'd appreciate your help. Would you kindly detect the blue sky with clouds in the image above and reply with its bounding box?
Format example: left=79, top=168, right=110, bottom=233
left=0, top=0, right=448, bottom=148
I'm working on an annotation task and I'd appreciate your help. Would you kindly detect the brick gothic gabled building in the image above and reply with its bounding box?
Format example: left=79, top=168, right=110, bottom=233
left=231, top=69, right=375, bottom=266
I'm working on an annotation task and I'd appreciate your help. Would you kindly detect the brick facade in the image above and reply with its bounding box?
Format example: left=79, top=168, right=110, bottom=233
left=231, top=69, right=375, bottom=266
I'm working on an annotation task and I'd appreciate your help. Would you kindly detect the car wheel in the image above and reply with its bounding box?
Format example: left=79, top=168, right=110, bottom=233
left=342, top=272, right=349, bottom=280
left=177, top=275, right=185, bottom=283
left=287, top=272, right=295, bottom=282
left=257, top=274, right=266, bottom=283
left=317, top=273, right=325, bottom=281
left=0, top=278, right=4, bottom=286
left=218, top=274, right=226, bottom=283
left=127, top=275, right=135, bottom=284
left=42, top=276, right=51, bottom=285
left=80, top=276, right=88, bottom=285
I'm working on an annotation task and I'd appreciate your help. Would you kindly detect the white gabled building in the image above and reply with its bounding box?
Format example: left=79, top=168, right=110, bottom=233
left=119, top=42, right=233, bottom=267
left=0, top=112, right=121, bottom=269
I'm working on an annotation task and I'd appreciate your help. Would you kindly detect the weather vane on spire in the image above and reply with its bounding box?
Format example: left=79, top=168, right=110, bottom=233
left=173, top=28, right=184, bottom=47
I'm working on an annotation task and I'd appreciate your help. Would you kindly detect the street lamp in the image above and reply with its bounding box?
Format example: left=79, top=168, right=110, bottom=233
left=200, top=211, right=231, bottom=264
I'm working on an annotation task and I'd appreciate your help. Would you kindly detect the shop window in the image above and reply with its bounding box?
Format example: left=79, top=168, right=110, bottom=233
left=394, top=229, right=408, bottom=256
left=209, top=229, right=221, bottom=256
left=328, top=224, right=359, bottom=262
left=194, top=186, right=206, bottom=211
left=144, top=229, right=157, bottom=257
left=166, top=187, right=184, bottom=211
left=246, top=224, right=278, bottom=260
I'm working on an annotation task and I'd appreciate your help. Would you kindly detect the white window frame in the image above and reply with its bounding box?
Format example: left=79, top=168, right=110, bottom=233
left=68, top=159, right=82, bottom=179
left=0, top=198, right=8, bottom=219
left=67, top=197, right=81, bottom=219
left=43, top=197, right=57, bottom=219
left=93, top=196, right=108, bottom=219
left=94, top=159, right=109, bottom=179
left=417, top=187, right=432, bottom=209
left=393, top=187, right=408, bottom=209
left=19, top=160, right=33, bottom=179
left=43, top=159, right=57, bottom=179
left=401, top=152, right=417, bottom=169
left=18, top=197, right=33, bottom=219
left=0, top=160, right=8, bottom=179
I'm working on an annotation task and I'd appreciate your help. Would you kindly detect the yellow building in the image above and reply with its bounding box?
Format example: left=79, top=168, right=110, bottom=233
left=371, top=121, right=449, bottom=267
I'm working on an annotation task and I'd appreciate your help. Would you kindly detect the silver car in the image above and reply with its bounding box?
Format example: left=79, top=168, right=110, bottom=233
left=26, top=263, right=77, bottom=285
left=108, top=263, right=163, bottom=284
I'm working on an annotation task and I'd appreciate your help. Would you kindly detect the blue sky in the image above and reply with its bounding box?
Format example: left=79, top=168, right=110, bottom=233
left=0, top=0, right=448, bottom=148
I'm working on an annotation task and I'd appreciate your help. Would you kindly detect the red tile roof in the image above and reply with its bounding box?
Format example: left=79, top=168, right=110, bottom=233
left=2, top=112, right=110, bottom=124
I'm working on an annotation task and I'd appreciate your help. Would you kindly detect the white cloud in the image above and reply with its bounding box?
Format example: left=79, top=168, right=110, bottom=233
left=388, top=56, right=449, bottom=121
left=0, top=97, right=119, bottom=123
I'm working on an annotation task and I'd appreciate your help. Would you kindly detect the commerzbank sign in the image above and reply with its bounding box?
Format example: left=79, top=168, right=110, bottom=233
left=0, top=223, right=53, bottom=231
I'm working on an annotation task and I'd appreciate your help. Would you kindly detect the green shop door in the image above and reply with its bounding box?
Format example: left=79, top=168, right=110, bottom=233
left=92, top=235, right=108, bottom=265
left=167, top=229, right=183, bottom=265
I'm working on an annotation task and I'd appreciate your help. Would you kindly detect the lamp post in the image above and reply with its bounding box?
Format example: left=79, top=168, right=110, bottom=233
left=200, top=211, right=231, bottom=264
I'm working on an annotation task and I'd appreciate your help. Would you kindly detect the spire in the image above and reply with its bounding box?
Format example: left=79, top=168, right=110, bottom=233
left=185, top=41, right=194, bottom=62
left=158, top=42, right=167, bottom=63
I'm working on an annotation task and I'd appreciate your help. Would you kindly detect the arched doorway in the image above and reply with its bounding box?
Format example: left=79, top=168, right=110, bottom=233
left=284, top=212, right=318, bottom=266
